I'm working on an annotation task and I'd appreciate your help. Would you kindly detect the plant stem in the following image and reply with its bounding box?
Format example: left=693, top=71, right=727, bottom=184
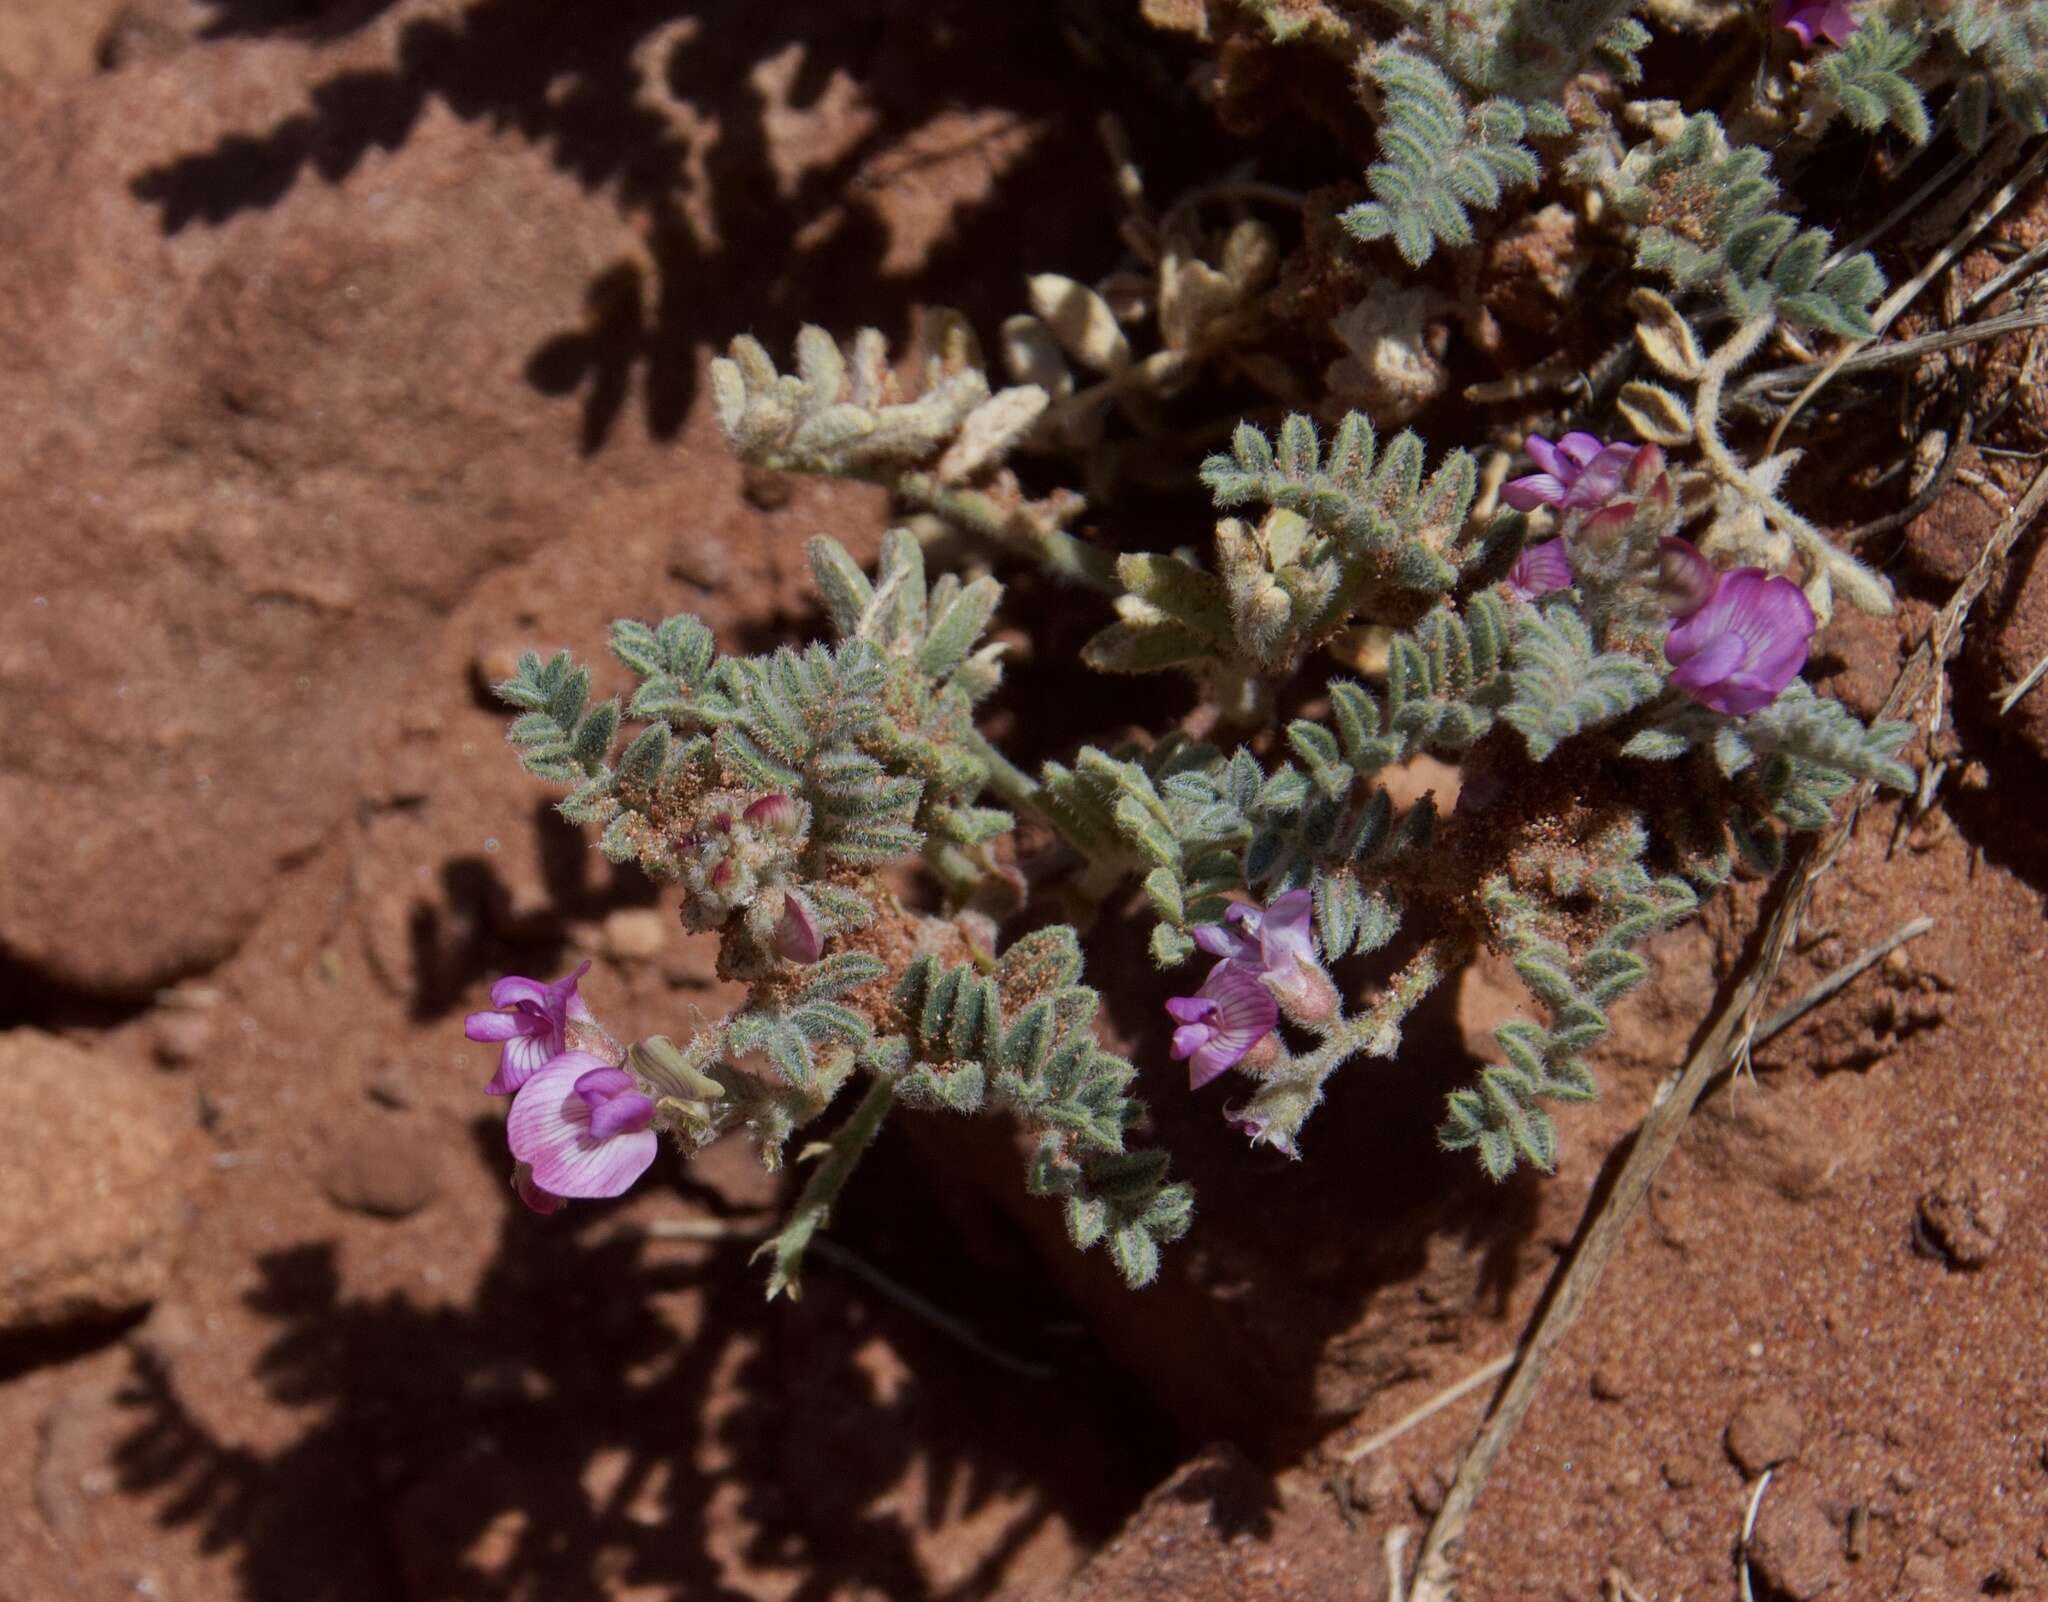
left=1286, top=935, right=1463, bottom=1100
left=895, top=472, right=1119, bottom=591
left=755, top=1073, right=896, bottom=1301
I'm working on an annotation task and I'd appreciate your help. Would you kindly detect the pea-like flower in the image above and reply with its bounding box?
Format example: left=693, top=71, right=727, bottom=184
left=1502, top=433, right=1643, bottom=515
left=1775, top=0, right=1857, bottom=48
left=1664, top=567, right=1815, bottom=716
left=1506, top=537, right=1574, bottom=603
left=464, top=961, right=593, bottom=1096
left=506, top=1051, right=660, bottom=1202
left=1167, top=889, right=1339, bottom=1089
left=1193, top=889, right=1321, bottom=1005
left=1166, top=963, right=1280, bottom=1089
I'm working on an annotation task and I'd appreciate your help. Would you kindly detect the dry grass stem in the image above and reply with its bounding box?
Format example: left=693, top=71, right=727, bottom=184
left=1337, top=1352, right=1517, bottom=1465
left=1755, top=915, right=1935, bottom=1045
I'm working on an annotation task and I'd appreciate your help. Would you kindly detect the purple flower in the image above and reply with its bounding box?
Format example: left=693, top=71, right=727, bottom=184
left=1167, top=963, right=1280, bottom=1090
left=506, top=1051, right=660, bottom=1201
left=1503, top=433, right=1643, bottom=515
left=1506, top=537, right=1574, bottom=603
left=465, top=961, right=593, bottom=1096
left=774, top=890, right=823, bottom=964
left=1194, top=889, right=1318, bottom=998
left=1775, top=0, right=1857, bottom=48
left=1664, top=568, right=1815, bottom=716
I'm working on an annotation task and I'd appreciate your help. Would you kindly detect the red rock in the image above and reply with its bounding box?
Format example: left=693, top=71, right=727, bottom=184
left=0, top=1030, right=194, bottom=1329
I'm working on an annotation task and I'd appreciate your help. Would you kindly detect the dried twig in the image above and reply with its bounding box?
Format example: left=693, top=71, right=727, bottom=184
left=1963, top=234, right=2048, bottom=317
left=1754, top=915, right=1934, bottom=1045
left=1337, top=1353, right=1517, bottom=1465
left=1763, top=138, right=2048, bottom=457
left=1730, top=305, right=2048, bottom=411
left=1397, top=456, right=2048, bottom=1602
left=1998, top=646, right=2048, bottom=715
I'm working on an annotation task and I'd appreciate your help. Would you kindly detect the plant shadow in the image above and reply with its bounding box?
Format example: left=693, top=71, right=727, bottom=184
left=112, top=1119, right=1176, bottom=1600
left=132, top=0, right=1193, bottom=456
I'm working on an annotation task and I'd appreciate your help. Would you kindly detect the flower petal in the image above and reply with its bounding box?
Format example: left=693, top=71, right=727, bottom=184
left=464, top=1010, right=523, bottom=1043
left=1523, top=435, right=1567, bottom=479
left=1656, top=537, right=1716, bottom=619
left=588, top=1090, right=657, bottom=1141
left=489, top=975, right=551, bottom=1009
left=573, top=1064, right=638, bottom=1105
left=1555, top=432, right=1605, bottom=469
left=1667, top=628, right=1747, bottom=695
left=1508, top=538, right=1574, bottom=601
left=1502, top=472, right=1567, bottom=512
left=1165, top=995, right=1218, bottom=1026
left=485, top=1029, right=561, bottom=1097
left=508, top=1053, right=658, bottom=1199
left=1257, top=889, right=1317, bottom=970
left=1562, top=443, right=1638, bottom=509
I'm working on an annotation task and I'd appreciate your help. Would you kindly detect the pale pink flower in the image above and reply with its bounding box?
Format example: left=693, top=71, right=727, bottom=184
left=1193, top=889, right=1320, bottom=1004
left=1506, top=538, right=1574, bottom=603
left=506, top=1051, right=659, bottom=1201
left=464, top=962, right=593, bottom=1096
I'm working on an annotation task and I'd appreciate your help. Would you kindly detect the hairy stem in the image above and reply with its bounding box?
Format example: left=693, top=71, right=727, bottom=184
left=755, top=1073, right=896, bottom=1301
left=894, top=472, right=1118, bottom=591
left=1282, top=934, right=1466, bottom=1102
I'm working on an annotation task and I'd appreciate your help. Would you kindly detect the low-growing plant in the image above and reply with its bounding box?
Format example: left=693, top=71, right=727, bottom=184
left=466, top=0, right=1975, bottom=1291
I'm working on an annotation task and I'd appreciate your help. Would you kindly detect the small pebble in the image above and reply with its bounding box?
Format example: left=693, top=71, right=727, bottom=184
left=320, top=1125, right=441, bottom=1219
left=365, top=1063, right=413, bottom=1110
left=1747, top=1485, right=1841, bottom=1601
left=1916, top=1169, right=2006, bottom=1269
left=152, top=1008, right=214, bottom=1068
left=601, top=908, right=667, bottom=962
left=1344, top=1456, right=1398, bottom=1513
left=1727, top=1392, right=1806, bottom=1476
left=1590, top=1362, right=1630, bottom=1402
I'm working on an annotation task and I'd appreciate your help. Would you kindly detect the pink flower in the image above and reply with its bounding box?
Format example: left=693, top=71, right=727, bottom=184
left=1167, top=963, right=1280, bottom=1089
left=1194, top=889, right=1320, bottom=1004
left=506, top=1051, right=660, bottom=1201
left=774, top=890, right=823, bottom=964
left=1502, top=433, right=1643, bottom=515
left=1664, top=568, right=1815, bottom=716
left=1775, top=0, right=1857, bottom=48
left=1506, top=538, right=1574, bottom=603
left=464, top=962, right=593, bottom=1096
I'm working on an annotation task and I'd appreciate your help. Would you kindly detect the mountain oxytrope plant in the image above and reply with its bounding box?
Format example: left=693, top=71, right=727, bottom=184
left=467, top=532, right=1191, bottom=1296
left=471, top=0, right=1974, bottom=1288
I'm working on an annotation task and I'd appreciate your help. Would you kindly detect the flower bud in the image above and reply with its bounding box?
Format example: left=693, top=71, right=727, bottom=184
left=774, top=889, right=824, bottom=964
left=742, top=792, right=800, bottom=835
left=627, top=1034, right=726, bottom=1102
left=1655, top=536, right=1716, bottom=619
